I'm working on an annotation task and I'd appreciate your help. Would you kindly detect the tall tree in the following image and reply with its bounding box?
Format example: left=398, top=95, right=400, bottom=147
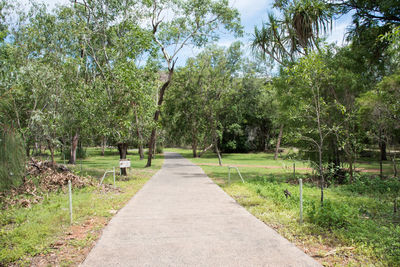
left=143, top=0, right=242, bottom=167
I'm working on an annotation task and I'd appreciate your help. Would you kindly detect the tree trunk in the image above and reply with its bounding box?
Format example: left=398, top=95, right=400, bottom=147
left=192, top=141, right=198, bottom=158
left=191, top=128, right=198, bottom=158
left=264, top=131, right=270, bottom=152
left=101, top=136, right=106, bottom=156
left=153, top=130, right=157, bottom=159
left=48, top=140, right=55, bottom=169
left=69, top=132, right=79, bottom=164
left=26, top=145, right=30, bottom=157
left=138, top=145, right=144, bottom=160
left=392, top=155, right=397, bottom=177
left=215, top=142, right=222, bottom=166
left=349, top=160, right=353, bottom=183
left=213, top=132, right=222, bottom=166
left=199, top=144, right=213, bottom=158
left=319, top=146, right=324, bottom=206
left=380, top=140, right=387, bottom=161
left=274, top=125, right=284, bottom=160
left=118, top=143, right=128, bottom=176
left=146, top=65, right=175, bottom=167
left=134, top=110, right=144, bottom=160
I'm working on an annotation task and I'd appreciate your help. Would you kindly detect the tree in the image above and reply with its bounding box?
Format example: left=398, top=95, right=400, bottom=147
left=143, top=0, right=242, bottom=167
left=280, top=50, right=336, bottom=205
left=252, top=0, right=334, bottom=160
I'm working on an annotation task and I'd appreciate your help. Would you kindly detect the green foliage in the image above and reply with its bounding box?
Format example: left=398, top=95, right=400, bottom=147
left=0, top=127, right=25, bottom=190
left=342, top=174, right=400, bottom=196
left=307, top=200, right=353, bottom=229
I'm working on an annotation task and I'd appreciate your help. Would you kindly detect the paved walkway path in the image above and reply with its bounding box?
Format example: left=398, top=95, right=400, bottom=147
left=82, top=152, right=320, bottom=266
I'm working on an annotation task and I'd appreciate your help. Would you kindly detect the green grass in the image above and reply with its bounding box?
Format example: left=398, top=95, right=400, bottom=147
left=171, top=148, right=400, bottom=266
left=0, top=148, right=163, bottom=265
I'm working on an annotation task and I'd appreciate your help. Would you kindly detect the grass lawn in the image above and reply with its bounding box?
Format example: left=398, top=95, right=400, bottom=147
left=169, top=148, right=400, bottom=266
left=0, top=148, right=163, bottom=266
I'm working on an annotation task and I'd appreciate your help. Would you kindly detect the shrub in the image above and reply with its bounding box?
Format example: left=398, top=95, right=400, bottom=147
left=0, top=127, right=26, bottom=190
left=156, top=145, right=163, bottom=154
left=307, top=200, right=353, bottom=229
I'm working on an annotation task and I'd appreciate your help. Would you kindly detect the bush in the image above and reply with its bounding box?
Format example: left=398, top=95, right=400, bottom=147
left=156, top=145, right=163, bottom=154
left=0, top=127, right=26, bottom=190
left=343, top=174, right=400, bottom=196
left=307, top=200, right=353, bottom=229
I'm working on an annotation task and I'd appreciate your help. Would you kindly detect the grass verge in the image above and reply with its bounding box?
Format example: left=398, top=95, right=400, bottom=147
left=0, top=148, right=163, bottom=266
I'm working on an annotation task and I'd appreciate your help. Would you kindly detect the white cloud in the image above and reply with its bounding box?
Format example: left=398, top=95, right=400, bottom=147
left=229, top=0, right=272, bottom=20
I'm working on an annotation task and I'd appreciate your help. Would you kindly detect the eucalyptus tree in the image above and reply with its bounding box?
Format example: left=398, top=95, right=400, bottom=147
left=141, top=0, right=242, bottom=167
left=70, top=0, right=156, bottom=170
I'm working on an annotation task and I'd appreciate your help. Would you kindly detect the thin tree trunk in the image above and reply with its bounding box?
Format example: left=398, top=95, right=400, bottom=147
left=392, top=155, right=397, bottom=177
left=192, top=139, right=198, bottom=158
left=26, top=145, right=30, bottom=157
left=349, top=160, right=354, bottom=183
left=134, top=110, right=144, bottom=160
left=319, top=145, right=324, bottom=206
left=215, top=141, right=222, bottom=166
left=274, top=125, right=284, bottom=160
left=146, top=65, right=175, bottom=167
left=101, top=136, right=106, bottom=156
left=118, top=143, right=128, bottom=176
left=153, top=130, right=157, bottom=159
left=380, top=139, right=387, bottom=161
left=199, top=144, right=213, bottom=158
left=48, top=140, right=55, bottom=169
left=380, top=159, right=383, bottom=179
left=69, top=132, right=79, bottom=164
left=192, top=128, right=198, bottom=157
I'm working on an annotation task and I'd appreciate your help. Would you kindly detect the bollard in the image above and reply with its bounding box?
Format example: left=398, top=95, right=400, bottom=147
left=299, top=178, right=303, bottom=225
left=68, top=180, right=73, bottom=224
left=293, top=162, right=296, bottom=179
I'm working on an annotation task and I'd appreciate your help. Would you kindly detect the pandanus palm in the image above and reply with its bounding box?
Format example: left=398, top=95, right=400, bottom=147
left=252, top=0, right=333, bottom=66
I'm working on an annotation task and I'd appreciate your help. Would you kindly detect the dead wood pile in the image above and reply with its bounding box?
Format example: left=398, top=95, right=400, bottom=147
left=0, top=159, right=95, bottom=208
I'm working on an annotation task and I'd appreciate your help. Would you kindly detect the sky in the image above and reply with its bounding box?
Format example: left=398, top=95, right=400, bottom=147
left=17, top=0, right=354, bottom=66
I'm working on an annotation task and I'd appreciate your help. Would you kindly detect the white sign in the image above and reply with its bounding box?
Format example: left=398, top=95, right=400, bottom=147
left=119, top=159, right=131, bottom=168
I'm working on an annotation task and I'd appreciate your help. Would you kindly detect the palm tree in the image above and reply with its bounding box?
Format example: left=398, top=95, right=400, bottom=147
left=252, top=0, right=333, bottom=65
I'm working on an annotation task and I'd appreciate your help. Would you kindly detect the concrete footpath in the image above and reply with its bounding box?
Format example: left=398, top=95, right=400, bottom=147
left=82, top=152, right=321, bottom=267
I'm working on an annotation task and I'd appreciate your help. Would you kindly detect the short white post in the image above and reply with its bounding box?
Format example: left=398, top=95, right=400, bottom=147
left=68, top=180, right=73, bottom=224
left=299, top=178, right=303, bottom=225
left=113, top=167, right=116, bottom=187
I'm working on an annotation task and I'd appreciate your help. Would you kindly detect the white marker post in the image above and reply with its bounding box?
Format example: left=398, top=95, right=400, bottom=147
left=68, top=180, right=73, bottom=224
left=299, top=178, right=303, bottom=225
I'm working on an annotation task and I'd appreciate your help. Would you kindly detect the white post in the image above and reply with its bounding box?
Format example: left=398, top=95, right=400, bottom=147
left=299, top=178, right=303, bottom=225
left=113, top=167, right=116, bottom=187
left=68, top=180, right=73, bottom=224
